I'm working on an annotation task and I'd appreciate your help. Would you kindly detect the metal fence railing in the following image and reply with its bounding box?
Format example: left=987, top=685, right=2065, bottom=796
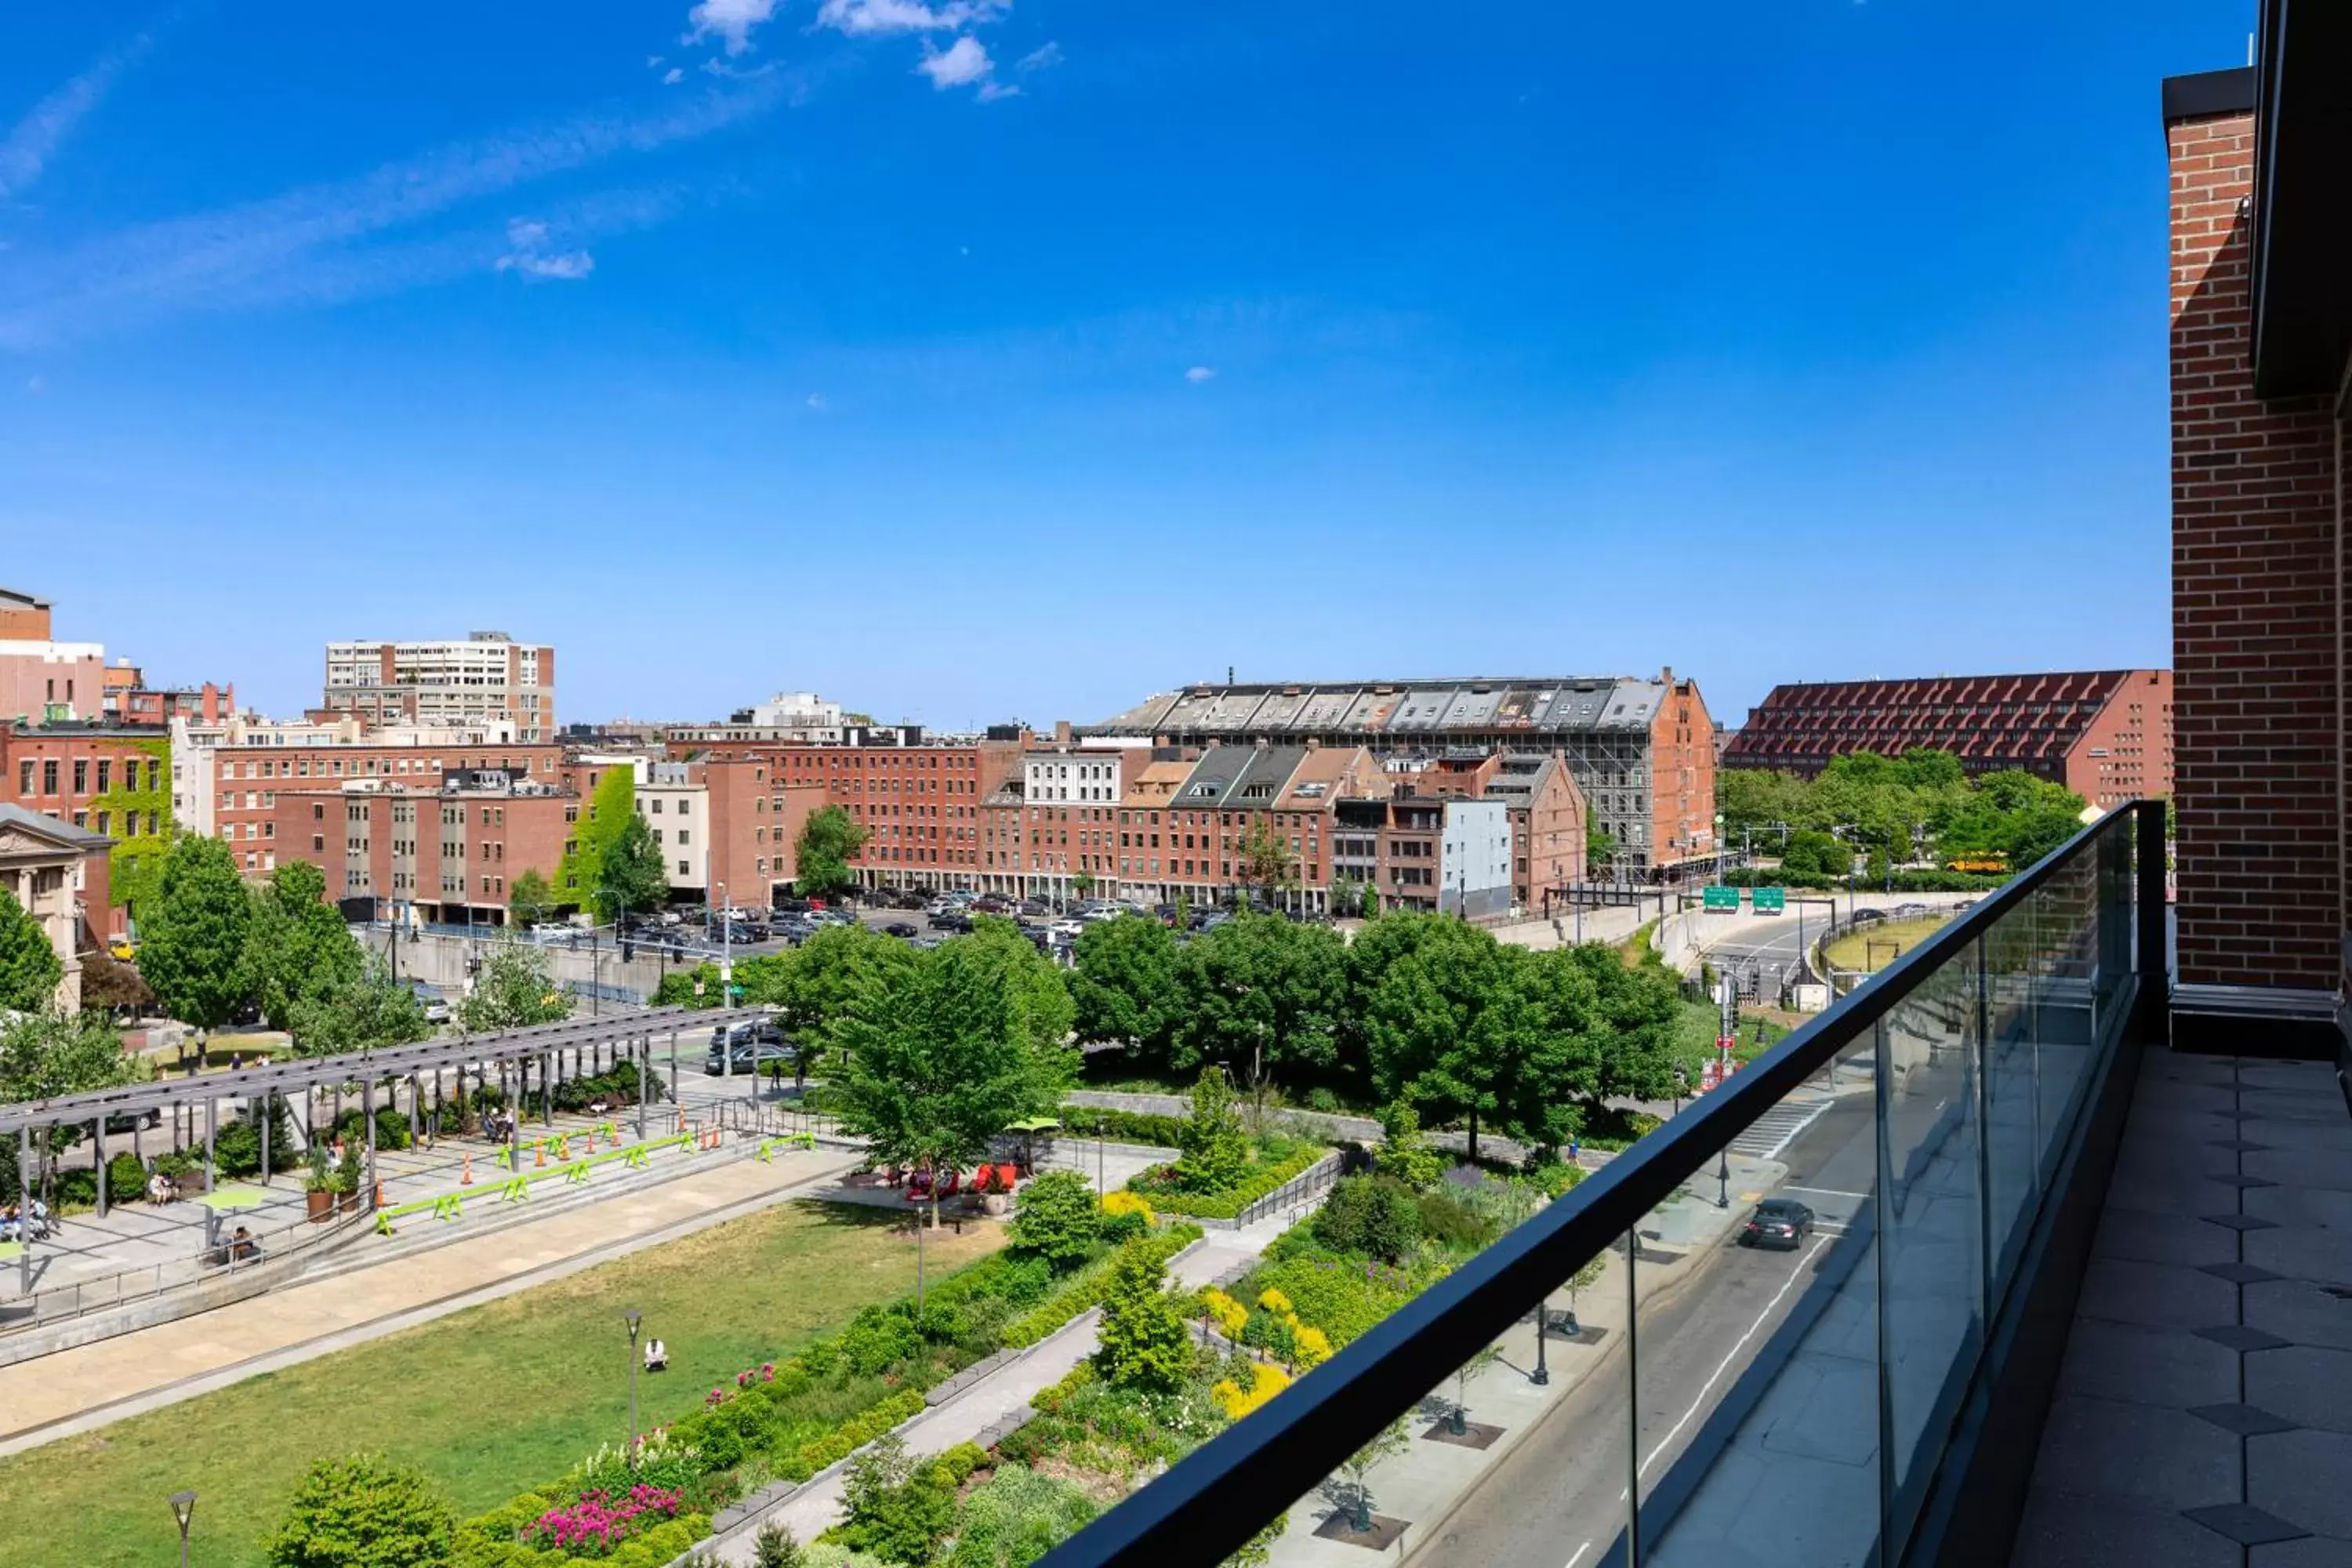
left=0, top=1196, right=374, bottom=1338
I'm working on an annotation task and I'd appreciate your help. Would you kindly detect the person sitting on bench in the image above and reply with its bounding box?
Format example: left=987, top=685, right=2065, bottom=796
left=644, top=1338, right=668, bottom=1373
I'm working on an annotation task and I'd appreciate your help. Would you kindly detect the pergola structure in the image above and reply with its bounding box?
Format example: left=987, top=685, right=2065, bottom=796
left=4, top=1004, right=773, bottom=1287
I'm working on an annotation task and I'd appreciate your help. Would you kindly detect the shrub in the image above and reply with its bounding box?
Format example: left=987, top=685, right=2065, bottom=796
left=1245, top=1251, right=1417, bottom=1348
left=1210, top=1359, right=1291, bottom=1420
left=106, top=1151, right=147, bottom=1206
left=267, top=1454, right=457, bottom=1568
left=946, top=1463, right=1101, bottom=1567
left=53, top=1166, right=97, bottom=1210
left=1098, top=1190, right=1152, bottom=1245
left=522, top=1483, right=688, bottom=1555
left=1000, top=1225, right=1202, bottom=1349
left=1171, top=1069, right=1251, bottom=1193
left=838, top=1435, right=956, bottom=1566
left=1052, top=1106, right=1190, bottom=1148
left=788, top=1389, right=926, bottom=1481
left=839, top=1308, right=921, bottom=1377
left=1413, top=1187, right=1500, bottom=1257
left=1374, top=1101, right=1447, bottom=1192
left=1312, top=1176, right=1424, bottom=1265
left=753, top=1522, right=807, bottom=1568
left=1092, top=1250, right=1192, bottom=1396
left=1007, top=1170, right=1101, bottom=1272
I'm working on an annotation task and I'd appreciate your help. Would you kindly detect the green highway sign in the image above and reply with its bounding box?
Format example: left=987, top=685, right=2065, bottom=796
left=1702, top=886, right=1740, bottom=911
left=1751, top=887, right=1787, bottom=914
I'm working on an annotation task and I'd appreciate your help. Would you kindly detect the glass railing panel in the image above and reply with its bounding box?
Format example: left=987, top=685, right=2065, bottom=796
left=2033, top=857, right=2100, bottom=1183
left=1983, top=900, right=2041, bottom=1303
left=1878, top=948, right=1984, bottom=1552
left=1636, top=1029, right=1883, bottom=1568
left=1335, top=1228, right=1634, bottom=1568
left=2093, top=816, right=2132, bottom=1030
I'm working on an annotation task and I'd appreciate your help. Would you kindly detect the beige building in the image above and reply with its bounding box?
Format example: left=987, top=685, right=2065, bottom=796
left=0, top=802, right=112, bottom=1013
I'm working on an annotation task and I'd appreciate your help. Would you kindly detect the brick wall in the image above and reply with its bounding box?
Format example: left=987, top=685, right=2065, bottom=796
left=2168, top=107, right=2343, bottom=991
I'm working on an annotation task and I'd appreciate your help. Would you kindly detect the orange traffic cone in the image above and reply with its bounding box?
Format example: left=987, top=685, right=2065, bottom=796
left=535, top=1142, right=547, bottom=1168
left=462, top=1155, right=474, bottom=1185
left=583, top=1130, right=596, bottom=1154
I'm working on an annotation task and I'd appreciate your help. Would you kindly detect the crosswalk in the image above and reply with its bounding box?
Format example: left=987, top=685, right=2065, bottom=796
left=1728, top=1096, right=1832, bottom=1160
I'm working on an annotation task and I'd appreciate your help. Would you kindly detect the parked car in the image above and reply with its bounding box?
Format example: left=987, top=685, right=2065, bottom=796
left=1738, top=1198, right=1815, bottom=1250
left=402, top=979, right=452, bottom=1025
left=705, top=1040, right=797, bottom=1076
left=1049, top=919, right=1084, bottom=940
left=883, top=922, right=920, bottom=939
left=530, top=922, right=577, bottom=946
left=772, top=896, right=812, bottom=915
left=931, top=910, right=973, bottom=934
left=710, top=1019, right=785, bottom=1048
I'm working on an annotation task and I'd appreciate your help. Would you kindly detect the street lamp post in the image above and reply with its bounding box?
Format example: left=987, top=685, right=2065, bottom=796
left=1530, top=1295, right=1550, bottom=1386
left=624, top=1309, right=643, bottom=1462
left=169, top=1490, right=198, bottom=1568
left=1716, top=1149, right=1730, bottom=1210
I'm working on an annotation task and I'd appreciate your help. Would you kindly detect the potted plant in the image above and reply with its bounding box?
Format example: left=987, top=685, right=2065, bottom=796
left=303, top=1145, right=336, bottom=1222
left=978, top=1163, right=1013, bottom=1218
left=335, top=1148, right=365, bottom=1214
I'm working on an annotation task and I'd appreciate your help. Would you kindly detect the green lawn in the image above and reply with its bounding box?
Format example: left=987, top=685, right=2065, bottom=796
left=1824, top=914, right=1954, bottom=975
left=0, top=1200, right=1002, bottom=1568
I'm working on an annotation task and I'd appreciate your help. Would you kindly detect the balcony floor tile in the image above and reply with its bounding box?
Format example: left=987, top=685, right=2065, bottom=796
left=2245, top=1346, right=2352, bottom=1436
left=2012, top=1486, right=2241, bottom=1568
left=2249, top=1430, right=2352, bottom=1542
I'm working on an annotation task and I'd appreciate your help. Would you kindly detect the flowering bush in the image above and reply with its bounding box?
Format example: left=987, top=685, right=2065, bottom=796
left=1255, top=1287, right=1292, bottom=1316
left=1101, top=1191, right=1154, bottom=1223
left=1199, top=1288, right=1247, bottom=1339
left=1293, top=1323, right=1334, bottom=1368
left=570, top=1432, right=706, bottom=1499
left=706, top=1386, right=731, bottom=1408
left=1211, top=1359, right=1292, bottom=1420
left=522, top=1484, right=685, bottom=1557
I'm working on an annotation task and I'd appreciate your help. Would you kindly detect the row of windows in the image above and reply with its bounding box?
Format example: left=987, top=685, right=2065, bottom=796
left=68, top=809, right=160, bottom=837
left=15, top=757, right=162, bottom=796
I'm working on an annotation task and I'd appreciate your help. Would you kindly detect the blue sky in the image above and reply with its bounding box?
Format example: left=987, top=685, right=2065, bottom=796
left=0, top=1, right=2249, bottom=732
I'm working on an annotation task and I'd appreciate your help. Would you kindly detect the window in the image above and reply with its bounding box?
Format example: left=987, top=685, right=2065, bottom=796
left=42, top=760, right=57, bottom=794
left=678, top=860, right=690, bottom=876
left=73, top=760, right=87, bottom=793
left=96, top=760, right=111, bottom=793
left=15, top=761, right=28, bottom=794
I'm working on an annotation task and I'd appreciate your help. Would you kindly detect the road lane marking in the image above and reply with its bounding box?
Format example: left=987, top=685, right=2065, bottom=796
left=1637, top=1235, right=1833, bottom=1482
left=1783, top=1186, right=1870, bottom=1200
left=1565, top=1543, right=1592, bottom=1568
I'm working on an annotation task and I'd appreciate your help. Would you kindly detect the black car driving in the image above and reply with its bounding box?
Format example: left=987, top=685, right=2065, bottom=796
left=1738, top=1197, right=1816, bottom=1250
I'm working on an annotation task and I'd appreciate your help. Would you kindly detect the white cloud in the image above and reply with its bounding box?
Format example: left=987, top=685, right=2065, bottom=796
left=647, top=54, right=666, bottom=67
left=918, top=36, right=994, bottom=90
left=1185, top=366, right=1217, bottom=383
left=0, top=87, right=779, bottom=346
left=818, top=0, right=1000, bottom=37
left=497, top=216, right=594, bottom=280
left=0, top=31, right=155, bottom=201
left=1017, top=42, right=1062, bottom=73
left=805, top=392, right=829, bottom=412
left=24, top=376, right=44, bottom=395
left=685, top=0, right=781, bottom=56
left=663, top=67, right=685, bottom=84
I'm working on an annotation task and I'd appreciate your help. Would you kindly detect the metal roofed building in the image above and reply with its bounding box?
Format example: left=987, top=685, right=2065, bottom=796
left=1084, top=671, right=1714, bottom=877
left=1721, top=669, right=2172, bottom=810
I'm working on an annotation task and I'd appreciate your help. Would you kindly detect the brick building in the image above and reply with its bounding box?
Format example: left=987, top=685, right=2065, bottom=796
left=322, top=633, right=556, bottom=740
left=0, top=585, right=105, bottom=725
left=0, top=724, right=171, bottom=936
left=272, top=771, right=575, bottom=922
left=2160, top=50, right=2351, bottom=1048
left=1087, top=671, right=1714, bottom=878
left=212, top=740, right=566, bottom=877
left=1721, top=670, right=2175, bottom=810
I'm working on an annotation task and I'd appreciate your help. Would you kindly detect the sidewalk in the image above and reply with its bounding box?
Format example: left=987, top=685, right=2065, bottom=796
left=0, top=1144, right=860, bottom=1454
left=699, top=1209, right=1305, bottom=1563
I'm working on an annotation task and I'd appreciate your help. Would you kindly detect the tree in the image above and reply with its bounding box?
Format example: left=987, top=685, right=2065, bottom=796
left=829, top=937, right=1076, bottom=1226
left=556, top=767, right=636, bottom=912
left=265, top=1454, right=457, bottom=1568
left=1006, top=1168, right=1101, bottom=1272
left=457, top=937, right=573, bottom=1033
left=79, top=946, right=154, bottom=1015
left=1236, top=819, right=1297, bottom=912
left=1335, top=1416, right=1412, bottom=1531
left=1174, top=915, right=1345, bottom=1112
left=793, top=804, right=869, bottom=902
left=1069, top=914, right=1184, bottom=1068
left=597, top=812, right=671, bottom=924
left=1587, top=829, right=1618, bottom=873
left=957, top=917, right=1076, bottom=1058
left=1312, top=1176, right=1422, bottom=1264
left=137, top=834, right=254, bottom=1031
left=508, top=868, right=556, bottom=928
left=1372, top=1100, right=1446, bottom=1191
left=1172, top=1065, right=1251, bottom=1192
left=1092, top=1249, right=1193, bottom=1395
left=753, top=1521, right=806, bottom=1568
left=1071, top=868, right=1097, bottom=899
left=1359, top=918, right=1526, bottom=1159
left=0, top=885, right=62, bottom=1014
left=286, top=955, right=432, bottom=1058
left=241, top=860, right=362, bottom=1032
left=0, top=1010, right=136, bottom=1192
left=770, top=924, right=916, bottom=1087
left=1563, top=945, right=1683, bottom=1109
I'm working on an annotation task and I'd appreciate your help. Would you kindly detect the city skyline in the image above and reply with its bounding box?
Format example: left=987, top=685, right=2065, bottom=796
left=2, top=2, right=2234, bottom=726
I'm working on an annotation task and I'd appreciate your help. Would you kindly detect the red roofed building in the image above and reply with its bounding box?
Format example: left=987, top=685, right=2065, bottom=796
left=1721, top=670, right=2172, bottom=810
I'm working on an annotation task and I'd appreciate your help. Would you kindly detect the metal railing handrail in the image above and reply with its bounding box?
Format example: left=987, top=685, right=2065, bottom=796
left=1036, top=800, right=2163, bottom=1568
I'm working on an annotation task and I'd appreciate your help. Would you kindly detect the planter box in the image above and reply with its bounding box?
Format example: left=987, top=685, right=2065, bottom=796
left=336, top=1190, right=361, bottom=1215
left=981, top=1193, right=1010, bottom=1218
left=305, top=1189, right=335, bottom=1222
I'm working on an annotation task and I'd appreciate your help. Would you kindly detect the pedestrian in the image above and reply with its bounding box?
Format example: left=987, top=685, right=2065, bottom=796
left=1569, top=1133, right=1580, bottom=1165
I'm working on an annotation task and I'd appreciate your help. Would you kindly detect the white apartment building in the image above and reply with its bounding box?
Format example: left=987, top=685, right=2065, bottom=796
left=322, top=632, right=555, bottom=740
